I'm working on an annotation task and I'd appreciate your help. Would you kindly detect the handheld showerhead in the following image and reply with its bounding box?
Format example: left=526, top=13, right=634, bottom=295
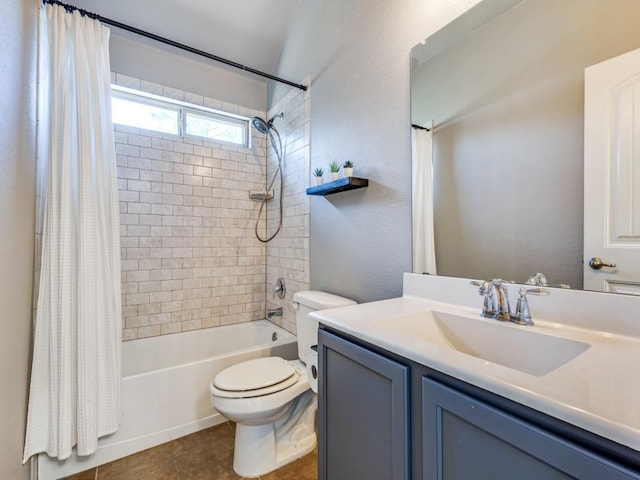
left=251, top=112, right=284, bottom=135
left=252, top=116, right=270, bottom=135
left=251, top=112, right=285, bottom=243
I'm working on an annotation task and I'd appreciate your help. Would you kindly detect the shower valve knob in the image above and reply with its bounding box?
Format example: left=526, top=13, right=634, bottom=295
left=274, top=277, right=286, bottom=299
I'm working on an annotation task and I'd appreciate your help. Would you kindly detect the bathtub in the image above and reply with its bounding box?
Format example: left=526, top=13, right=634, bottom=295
left=37, top=320, right=298, bottom=480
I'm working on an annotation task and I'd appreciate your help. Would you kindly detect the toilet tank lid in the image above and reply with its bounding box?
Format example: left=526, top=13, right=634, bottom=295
left=293, top=290, right=356, bottom=310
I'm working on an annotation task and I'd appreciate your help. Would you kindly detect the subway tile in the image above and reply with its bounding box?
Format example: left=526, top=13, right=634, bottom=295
left=152, top=138, right=174, bottom=151
left=150, top=248, right=172, bottom=258
left=126, top=293, right=149, bottom=306
left=127, top=180, right=151, bottom=192
left=150, top=291, right=172, bottom=303
left=140, top=215, right=163, bottom=226
left=140, top=169, right=163, bottom=182
left=150, top=159, right=174, bottom=172
left=160, top=322, right=182, bottom=335
left=151, top=204, right=173, bottom=215
left=163, top=172, right=184, bottom=185
left=139, top=259, right=161, bottom=270
left=173, top=142, right=194, bottom=154
left=116, top=143, right=140, bottom=157
left=173, top=184, right=194, bottom=196
left=172, top=310, right=192, bottom=322
left=111, top=74, right=309, bottom=341
left=140, top=147, right=164, bottom=160
left=181, top=319, right=202, bottom=331
left=162, top=150, right=183, bottom=163
left=128, top=203, right=151, bottom=214
left=161, top=301, right=183, bottom=313
left=182, top=278, right=203, bottom=289
left=125, top=315, right=149, bottom=328
left=140, top=192, right=163, bottom=204
left=127, top=133, right=152, bottom=148
left=149, top=313, right=172, bottom=325
left=138, top=281, right=162, bottom=293
left=119, top=190, right=140, bottom=202
left=138, top=303, right=162, bottom=315
left=137, top=325, right=162, bottom=338
left=173, top=163, right=194, bottom=175
left=149, top=181, right=172, bottom=196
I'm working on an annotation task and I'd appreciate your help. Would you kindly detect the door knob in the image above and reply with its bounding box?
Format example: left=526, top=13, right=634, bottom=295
left=588, top=257, right=617, bottom=270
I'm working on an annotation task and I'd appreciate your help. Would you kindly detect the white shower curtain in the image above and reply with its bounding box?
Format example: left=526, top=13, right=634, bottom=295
left=23, top=4, right=122, bottom=462
left=412, top=126, right=437, bottom=274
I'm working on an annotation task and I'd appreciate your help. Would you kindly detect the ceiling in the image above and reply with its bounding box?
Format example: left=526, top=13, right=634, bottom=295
left=68, top=0, right=301, bottom=74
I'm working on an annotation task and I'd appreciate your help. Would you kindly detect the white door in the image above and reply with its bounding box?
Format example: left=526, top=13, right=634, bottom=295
left=584, top=47, right=640, bottom=294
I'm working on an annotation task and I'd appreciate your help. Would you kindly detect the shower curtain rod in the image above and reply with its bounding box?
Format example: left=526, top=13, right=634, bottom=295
left=42, top=0, right=308, bottom=92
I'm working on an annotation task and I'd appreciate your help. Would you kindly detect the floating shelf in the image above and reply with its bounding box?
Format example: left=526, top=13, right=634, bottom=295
left=306, top=177, right=369, bottom=196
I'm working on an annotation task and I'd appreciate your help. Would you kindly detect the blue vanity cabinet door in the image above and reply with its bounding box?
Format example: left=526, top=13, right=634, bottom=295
left=422, top=377, right=640, bottom=480
left=318, top=329, right=410, bottom=480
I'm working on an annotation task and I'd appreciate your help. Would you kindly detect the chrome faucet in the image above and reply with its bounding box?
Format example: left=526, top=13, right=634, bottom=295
left=525, top=272, right=548, bottom=286
left=471, top=279, right=549, bottom=325
left=489, top=279, right=512, bottom=321
left=512, top=287, right=549, bottom=326
left=471, top=279, right=510, bottom=320
left=473, top=280, right=495, bottom=318
left=267, top=307, right=283, bottom=319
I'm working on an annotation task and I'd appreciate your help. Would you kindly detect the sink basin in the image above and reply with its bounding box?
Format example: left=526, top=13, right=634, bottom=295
left=374, top=310, right=591, bottom=376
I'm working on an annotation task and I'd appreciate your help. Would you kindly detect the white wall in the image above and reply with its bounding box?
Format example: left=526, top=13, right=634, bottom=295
left=109, top=34, right=267, bottom=111
left=0, top=0, right=36, bottom=477
left=270, top=0, right=482, bottom=302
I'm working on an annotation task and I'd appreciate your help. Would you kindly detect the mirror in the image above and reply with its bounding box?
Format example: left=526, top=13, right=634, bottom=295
left=411, top=0, right=640, bottom=291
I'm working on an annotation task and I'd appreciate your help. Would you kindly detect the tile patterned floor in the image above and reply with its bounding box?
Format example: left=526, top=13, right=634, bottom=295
left=63, top=422, right=317, bottom=480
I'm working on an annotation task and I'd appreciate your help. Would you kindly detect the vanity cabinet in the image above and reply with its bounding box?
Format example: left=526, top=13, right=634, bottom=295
left=423, top=378, right=638, bottom=480
left=318, top=327, right=640, bottom=480
left=318, top=328, right=410, bottom=480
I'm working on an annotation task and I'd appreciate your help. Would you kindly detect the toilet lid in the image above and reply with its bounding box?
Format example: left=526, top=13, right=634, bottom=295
left=214, top=357, right=296, bottom=392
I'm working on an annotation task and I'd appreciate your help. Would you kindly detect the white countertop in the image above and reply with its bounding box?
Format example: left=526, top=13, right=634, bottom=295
left=312, top=293, right=640, bottom=452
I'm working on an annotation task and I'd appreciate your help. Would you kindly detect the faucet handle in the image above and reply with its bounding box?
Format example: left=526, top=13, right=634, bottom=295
left=512, top=287, right=549, bottom=326
left=470, top=280, right=495, bottom=317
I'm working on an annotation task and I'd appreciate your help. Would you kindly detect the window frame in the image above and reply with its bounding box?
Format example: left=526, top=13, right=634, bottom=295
left=111, top=85, right=251, bottom=149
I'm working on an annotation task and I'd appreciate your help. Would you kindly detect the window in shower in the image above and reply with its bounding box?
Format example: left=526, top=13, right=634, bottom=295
left=184, top=109, right=247, bottom=146
left=111, top=94, right=180, bottom=135
left=111, top=85, right=250, bottom=148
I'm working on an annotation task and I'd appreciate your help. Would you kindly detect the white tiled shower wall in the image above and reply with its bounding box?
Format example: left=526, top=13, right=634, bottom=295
left=114, top=73, right=273, bottom=340
left=33, top=73, right=311, bottom=340
left=265, top=84, right=312, bottom=333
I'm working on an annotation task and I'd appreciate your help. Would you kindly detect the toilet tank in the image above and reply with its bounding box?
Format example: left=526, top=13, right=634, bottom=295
left=292, top=290, right=356, bottom=361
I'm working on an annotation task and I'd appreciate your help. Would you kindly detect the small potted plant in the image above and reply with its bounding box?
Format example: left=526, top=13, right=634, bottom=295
left=329, top=161, right=341, bottom=181
left=343, top=160, right=354, bottom=177
left=313, top=167, right=325, bottom=185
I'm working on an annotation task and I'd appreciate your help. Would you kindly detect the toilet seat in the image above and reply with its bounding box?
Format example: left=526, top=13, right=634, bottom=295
left=211, top=357, right=300, bottom=399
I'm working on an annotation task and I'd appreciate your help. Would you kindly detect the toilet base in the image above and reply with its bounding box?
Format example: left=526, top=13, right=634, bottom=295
left=232, top=391, right=317, bottom=478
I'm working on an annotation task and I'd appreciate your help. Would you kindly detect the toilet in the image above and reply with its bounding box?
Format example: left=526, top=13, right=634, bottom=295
left=209, top=290, right=356, bottom=478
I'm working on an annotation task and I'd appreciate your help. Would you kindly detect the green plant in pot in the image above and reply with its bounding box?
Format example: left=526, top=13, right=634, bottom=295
left=329, top=161, right=341, bottom=181
left=313, top=167, right=325, bottom=185
left=343, top=160, right=354, bottom=177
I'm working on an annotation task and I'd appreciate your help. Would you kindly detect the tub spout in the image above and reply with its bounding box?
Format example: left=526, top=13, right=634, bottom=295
left=267, top=307, right=283, bottom=319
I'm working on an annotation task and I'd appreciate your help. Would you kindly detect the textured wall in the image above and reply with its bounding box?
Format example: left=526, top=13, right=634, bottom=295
left=0, top=0, right=36, bottom=477
left=112, top=74, right=269, bottom=340
left=270, top=0, right=483, bottom=303
left=108, top=34, right=267, bottom=112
